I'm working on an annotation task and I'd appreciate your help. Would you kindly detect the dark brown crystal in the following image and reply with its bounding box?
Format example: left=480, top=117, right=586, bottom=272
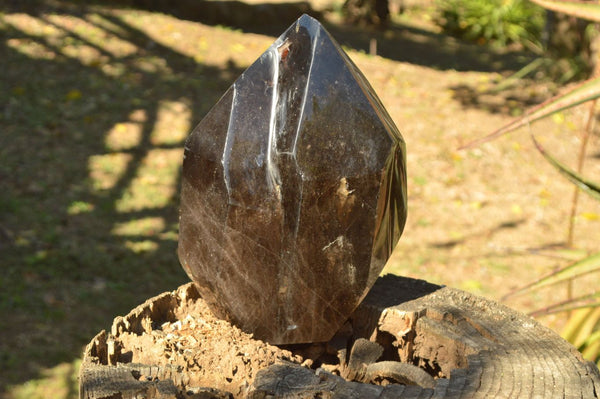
left=178, top=14, right=406, bottom=344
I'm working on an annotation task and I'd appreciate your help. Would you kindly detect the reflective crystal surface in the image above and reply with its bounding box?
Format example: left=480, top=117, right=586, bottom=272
left=178, top=14, right=407, bottom=344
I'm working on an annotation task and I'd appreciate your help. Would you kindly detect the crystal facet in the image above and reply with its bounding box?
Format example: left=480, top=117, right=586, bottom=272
left=178, top=14, right=407, bottom=344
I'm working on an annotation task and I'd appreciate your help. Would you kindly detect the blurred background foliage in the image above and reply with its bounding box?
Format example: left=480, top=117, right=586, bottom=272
left=432, top=0, right=598, bottom=81
left=434, top=0, right=545, bottom=48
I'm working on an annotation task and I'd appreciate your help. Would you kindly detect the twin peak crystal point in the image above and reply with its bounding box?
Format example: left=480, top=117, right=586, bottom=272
left=178, top=14, right=407, bottom=344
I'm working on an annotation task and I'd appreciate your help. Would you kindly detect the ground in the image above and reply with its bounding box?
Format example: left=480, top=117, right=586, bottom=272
left=1, top=0, right=599, bottom=398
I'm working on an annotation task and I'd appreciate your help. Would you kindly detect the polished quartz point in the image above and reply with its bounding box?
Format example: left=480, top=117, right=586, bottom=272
left=178, top=14, right=407, bottom=344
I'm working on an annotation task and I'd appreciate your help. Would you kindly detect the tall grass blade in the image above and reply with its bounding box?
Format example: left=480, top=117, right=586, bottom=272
left=561, top=308, right=600, bottom=363
left=532, top=136, right=600, bottom=201
left=581, top=330, right=600, bottom=362
left=490, top=58, right=548, bottom=93
left=530, top=291, right=600, bottom=316
left=562, top=308, right=597, bottom=344
left=461, top=77, right=600, bottom=149
left=567, top=99, right=596, bottom=246
left=572, top=308, right=600, bottom=348
left=503, top=252, right=600, bottom=299
left=530, top=0, right=600, bottom=23
left=529, top=248, right=589, bottom=261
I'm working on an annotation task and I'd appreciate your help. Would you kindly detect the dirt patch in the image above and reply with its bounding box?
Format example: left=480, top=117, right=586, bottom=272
left=113, top=287, right=303, bottom=396
left=83, top=280, right=451, bottom=397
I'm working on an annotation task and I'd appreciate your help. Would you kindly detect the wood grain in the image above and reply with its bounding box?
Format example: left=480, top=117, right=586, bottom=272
left=80, top=275, right=600, bottom=398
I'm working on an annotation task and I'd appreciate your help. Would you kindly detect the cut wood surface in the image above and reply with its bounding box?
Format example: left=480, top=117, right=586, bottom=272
left=79, top=275, right=600, bottom=398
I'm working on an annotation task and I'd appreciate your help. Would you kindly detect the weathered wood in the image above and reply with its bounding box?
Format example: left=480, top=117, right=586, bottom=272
left=342, top=338, right=384, bottom=381
left=80, top=275, right=600, bottom=398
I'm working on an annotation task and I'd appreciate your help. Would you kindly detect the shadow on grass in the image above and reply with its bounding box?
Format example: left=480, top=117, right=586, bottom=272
left=0, top=1, right=244, bottom=393
left=325, top=23, right=535, bottom=73
left=429, top=218, right=528, bottom=249
left=449, top=81, right=553, bottom=116
left=80, top=0, right=535, bottom=73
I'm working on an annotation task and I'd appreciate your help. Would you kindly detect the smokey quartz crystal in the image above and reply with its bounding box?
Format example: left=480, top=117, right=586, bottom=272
left=178, top=14, right=407, bottom=344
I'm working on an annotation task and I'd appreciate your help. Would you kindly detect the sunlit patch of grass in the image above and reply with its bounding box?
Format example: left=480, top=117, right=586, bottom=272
left=46, top=14, right=138, bottom=58
left=4, top=13, right=62, bottom=37
left=159, top=228, right=179, bottom=241
left=60, top=42, right=103, bottom=65
left=3, top=11, right=143, bottom=77
left=413, top=176, right=428, bottom=186
left=67, top=201, right=95, bottom=215
left=460, top=279, right=484, bottom=293
left=88, top=152, right=133, bottom=191
left=132, top=55, right=171, bottom=74
left=6, top=38, right=57, bottom=60
left=86, top=13, right=130, bottom=38
left=125, top=239, right=159, bottom=253
left=119, top=12, right=206, bottom=58
left=151, top=100, right=191, bottom=146
left=104, top=117, right=145, bottom=150
left=112, top=216, right=165, bottom=236
left=99, top=61, right=127, bottom=78
left=118, top=10, right=265, bottom=72
left=7, top=359, right=80, bottom=399
left=482, top=258, right=511, bottom=274
left=116, top=148, right=182, bottom=212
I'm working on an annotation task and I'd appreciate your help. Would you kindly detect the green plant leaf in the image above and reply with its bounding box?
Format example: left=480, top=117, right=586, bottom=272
left=532, top=136, right=600, bottom=201
left=573, top=307, right=600, bottom=348
left=530, top=0, right=600, bottom=23
left=490, top=57, right=549, bottom=93
left=461, top=77, right=600, bottom=149
left=561, top=307, right=600, bottom=364
left=582, top=330, right=600, bottom=361
left=504, top=252, right=600, bottom=299
left=530, top=291, right=600, bottom=316
left=562, top=307, right=598, bottom=344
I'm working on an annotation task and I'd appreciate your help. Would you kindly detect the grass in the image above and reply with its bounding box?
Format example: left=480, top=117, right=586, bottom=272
left=0, top=1, right=247, bottom=395
left=1, top=0, right=599, bottom=397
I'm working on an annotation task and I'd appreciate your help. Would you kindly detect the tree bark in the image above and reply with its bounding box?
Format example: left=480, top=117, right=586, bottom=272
left=342, top=0, right=389, bottom=26
left=544, top=8, right=599, bottom=80
left=80, top=275, right=600, bottom=398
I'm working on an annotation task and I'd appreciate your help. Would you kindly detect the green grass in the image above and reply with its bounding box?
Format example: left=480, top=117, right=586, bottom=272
left=0, top=1, right=249, bottom=395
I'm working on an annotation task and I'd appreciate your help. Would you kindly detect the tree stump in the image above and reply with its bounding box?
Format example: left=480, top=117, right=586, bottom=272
left=79, top=275, right=600, bottom=398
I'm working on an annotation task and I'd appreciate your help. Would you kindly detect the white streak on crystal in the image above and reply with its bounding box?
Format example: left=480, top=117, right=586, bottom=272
left=222, top=86, right=237, bottom=200
left=291, top=29, right=320, bottom=239
left=266, top=46, right=282, bottom=195
left=322, top=235, right=347, bottom=251
left=293, top=27, right=319, bottom=157
left=348, top=263, right=356, bottom=285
